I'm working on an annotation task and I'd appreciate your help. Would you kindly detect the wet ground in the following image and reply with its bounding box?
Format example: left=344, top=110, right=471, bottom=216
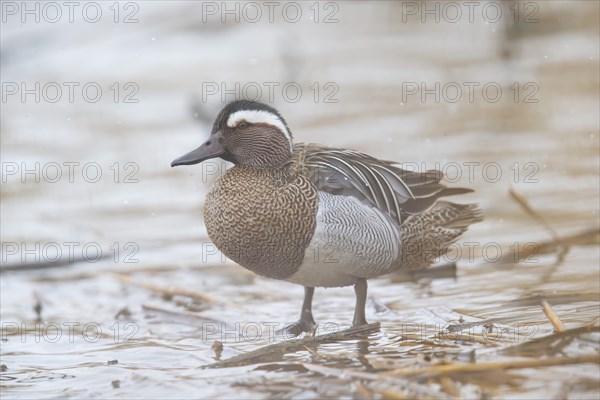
left=1, top=1, right=599, bottom=398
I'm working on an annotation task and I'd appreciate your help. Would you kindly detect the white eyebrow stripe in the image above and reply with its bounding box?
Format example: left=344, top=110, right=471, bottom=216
left=227, top=110, right=292, bottom=148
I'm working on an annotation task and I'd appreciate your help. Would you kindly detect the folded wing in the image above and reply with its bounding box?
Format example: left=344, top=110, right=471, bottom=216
left=293, top=143, right=473, bottom=226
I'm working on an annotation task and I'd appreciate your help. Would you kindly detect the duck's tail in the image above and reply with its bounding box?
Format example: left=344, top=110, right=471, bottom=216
left=394, top=201, right=483, bottom=271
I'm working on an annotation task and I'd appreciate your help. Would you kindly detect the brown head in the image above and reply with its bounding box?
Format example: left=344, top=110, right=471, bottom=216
left=171, top=100, right=293, bottom=169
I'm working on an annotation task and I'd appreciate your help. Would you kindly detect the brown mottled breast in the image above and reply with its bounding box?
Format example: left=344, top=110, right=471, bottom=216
left=204, top=166, right=318, bottom=279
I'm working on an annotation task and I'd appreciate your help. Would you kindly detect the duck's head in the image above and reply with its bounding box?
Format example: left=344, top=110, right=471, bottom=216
left=171, top=100, right=293, bottom=169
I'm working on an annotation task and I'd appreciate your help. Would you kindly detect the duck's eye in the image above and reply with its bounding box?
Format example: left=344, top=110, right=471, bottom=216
left=237, top=121, right=248, bottom=129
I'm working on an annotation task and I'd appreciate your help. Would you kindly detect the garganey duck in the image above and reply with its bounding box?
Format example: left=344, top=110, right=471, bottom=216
left=172, top=100, right=482, bottom=335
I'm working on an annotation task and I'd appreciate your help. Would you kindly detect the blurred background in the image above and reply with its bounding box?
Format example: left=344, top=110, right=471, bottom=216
left=1, top=1, right=599, bottom=399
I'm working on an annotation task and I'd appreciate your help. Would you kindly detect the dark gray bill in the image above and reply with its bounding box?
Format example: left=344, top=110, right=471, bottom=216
left=171, top=132, right=225, bottom=167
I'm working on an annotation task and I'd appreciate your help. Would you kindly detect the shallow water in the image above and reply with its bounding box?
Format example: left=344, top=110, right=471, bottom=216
left=1, top=1, right=599, bottom=399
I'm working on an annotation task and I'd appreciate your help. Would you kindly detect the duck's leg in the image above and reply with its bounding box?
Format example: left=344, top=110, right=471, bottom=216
left=352, top=278, right=368, bottom=326
left=285, top=287, right=316, bottom=336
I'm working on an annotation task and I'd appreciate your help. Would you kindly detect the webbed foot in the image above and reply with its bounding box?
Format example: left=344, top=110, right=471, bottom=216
left=281, top=317, right=317, bottom=337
